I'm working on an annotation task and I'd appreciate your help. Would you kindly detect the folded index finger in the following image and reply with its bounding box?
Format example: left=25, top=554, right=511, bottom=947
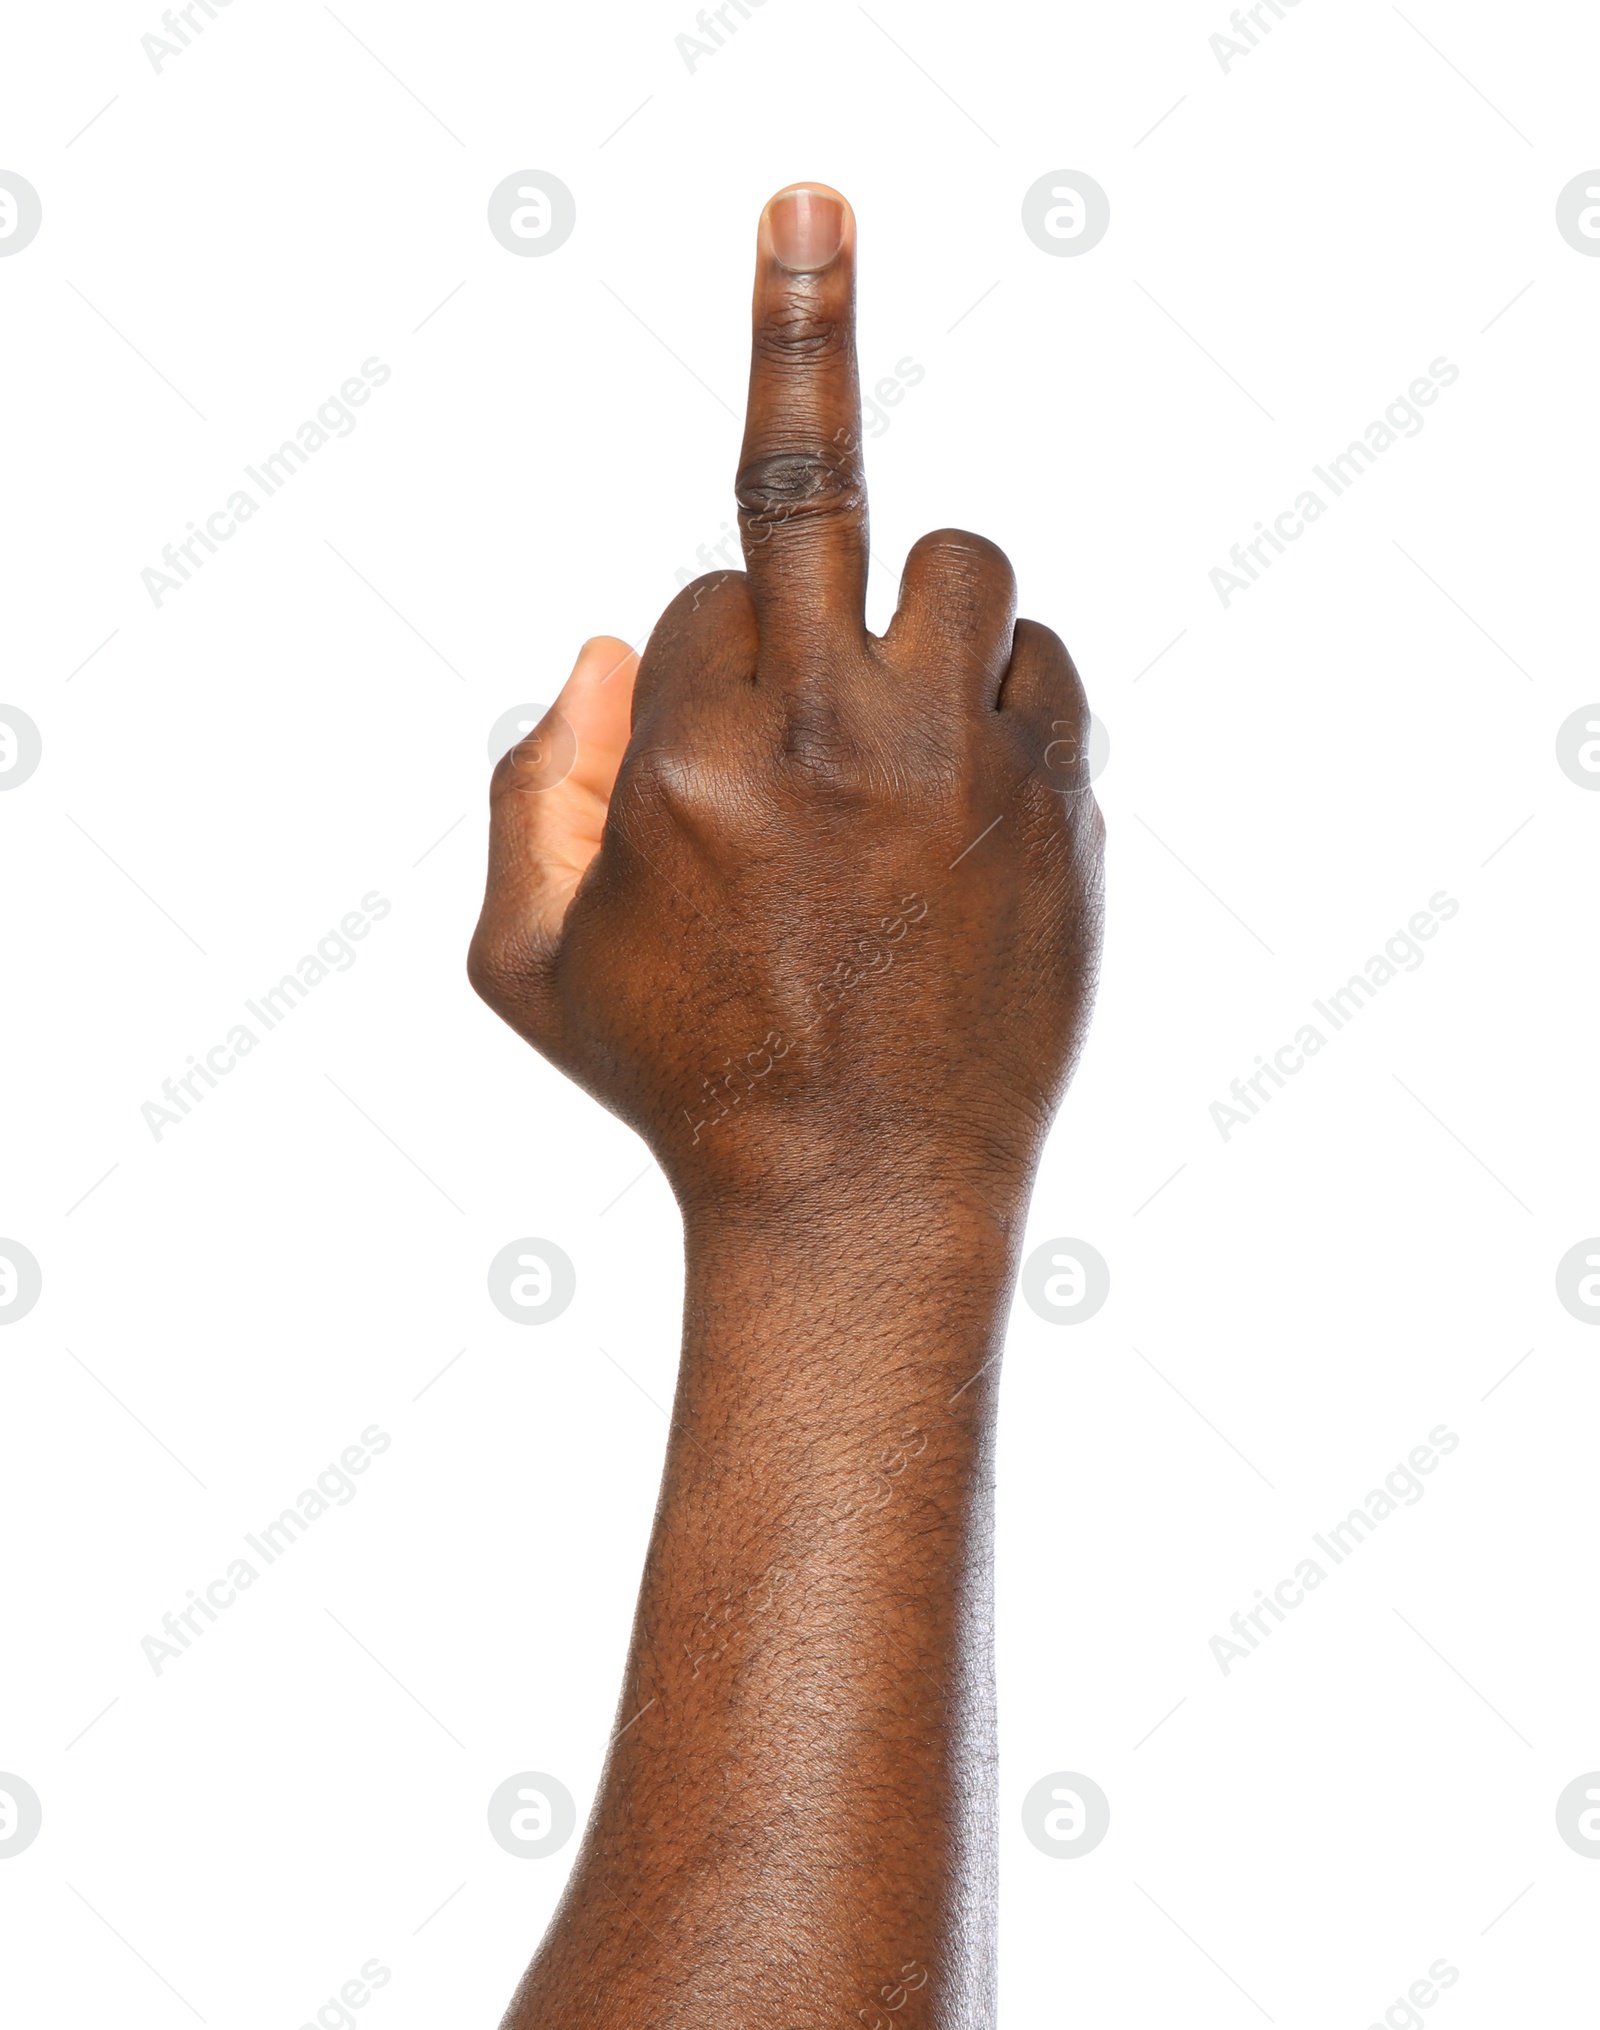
left=735, top=184, right=869, bottom=658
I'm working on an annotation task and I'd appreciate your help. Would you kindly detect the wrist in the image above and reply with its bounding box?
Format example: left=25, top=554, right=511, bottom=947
left=683, top=1165, right=1021, bottom=1294
left=676, top=1173, right=1023, bottom=1413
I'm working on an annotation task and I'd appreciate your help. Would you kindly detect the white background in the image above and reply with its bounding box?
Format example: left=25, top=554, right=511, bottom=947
left=2, top=0, right=1597, bottom=2024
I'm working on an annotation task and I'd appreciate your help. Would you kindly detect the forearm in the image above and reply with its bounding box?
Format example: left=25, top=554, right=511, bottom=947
left=504, top=1196, right=1018, bottom=2028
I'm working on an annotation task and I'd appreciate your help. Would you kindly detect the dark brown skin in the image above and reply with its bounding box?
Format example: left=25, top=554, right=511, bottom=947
left=468, top=183, right=1103, bottom=2029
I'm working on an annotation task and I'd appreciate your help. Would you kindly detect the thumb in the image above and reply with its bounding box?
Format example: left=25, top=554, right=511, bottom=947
left=469, top=635, right=638, bottom=1020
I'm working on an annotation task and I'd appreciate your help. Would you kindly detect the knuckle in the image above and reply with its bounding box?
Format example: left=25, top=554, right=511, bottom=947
left=778, top=710, right=876, bottom=801
left=468, top=914, right=560, bottom=1036
left=490, top=712, right=575, bottom=797
left=912, top=527, right=1013, bottom=577
left=1015, top=616, right=1072, bottom=663
left=898, top=531, right=1018, bottom=646
left=1010, top=619, right=1089, bottom=714
left=907, top=531, right=1017, bottom=625
left=753, top=299, right=849, bottom=370
left=488, top=747, right=525, bottom=798
left=674, top=568, right=745, bottom=615
left=619, top=744, right=727, bottom=829
left=736, top=446, right=864, bottom=536
left=466, top=924, right=523, bottom=1013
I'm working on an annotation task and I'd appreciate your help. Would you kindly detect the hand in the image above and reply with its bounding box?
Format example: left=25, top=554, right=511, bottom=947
left=468, top=183, right=1104, bottom=1229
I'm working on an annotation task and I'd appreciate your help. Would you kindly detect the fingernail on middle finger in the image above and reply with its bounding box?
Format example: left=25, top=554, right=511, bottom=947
left=768, top=189, right=845, bottom=273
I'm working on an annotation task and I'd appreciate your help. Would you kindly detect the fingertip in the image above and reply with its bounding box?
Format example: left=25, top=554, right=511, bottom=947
left=571, top=635, right=639, bottom=688
left=760, top=183, right=854, bottom=272
left=544, top=634, right=637, bottom=772
left=555, top=636, right=639, bottom=731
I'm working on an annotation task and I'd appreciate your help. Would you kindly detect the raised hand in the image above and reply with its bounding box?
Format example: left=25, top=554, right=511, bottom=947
left=469, top=182, right=1103, bottom=1231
